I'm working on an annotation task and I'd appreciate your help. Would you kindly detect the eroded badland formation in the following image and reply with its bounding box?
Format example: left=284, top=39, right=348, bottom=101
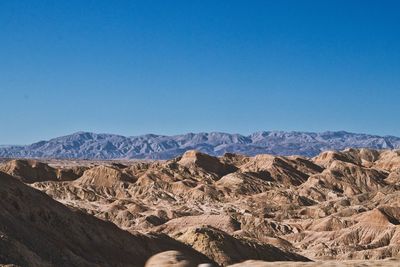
left=1, top=148, right=400, bottom=266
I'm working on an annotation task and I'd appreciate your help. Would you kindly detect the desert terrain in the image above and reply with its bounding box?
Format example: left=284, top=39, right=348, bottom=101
left=1, top=148, right=400, bottom=266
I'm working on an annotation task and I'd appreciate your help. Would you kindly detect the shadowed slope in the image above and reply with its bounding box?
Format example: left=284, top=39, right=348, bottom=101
left=0, top=171, right=214, bottom=267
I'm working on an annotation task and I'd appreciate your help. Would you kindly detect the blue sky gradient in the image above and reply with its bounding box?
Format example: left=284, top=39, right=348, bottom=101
left=1, top=0, right=400, bottom=144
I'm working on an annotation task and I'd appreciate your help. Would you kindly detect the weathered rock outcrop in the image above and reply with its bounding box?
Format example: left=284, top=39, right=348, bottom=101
left=2, top=148, right=400, bottom=266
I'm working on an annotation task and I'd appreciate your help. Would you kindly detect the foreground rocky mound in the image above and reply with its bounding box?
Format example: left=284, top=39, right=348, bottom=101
left=0, top=171, right=214, bottom=267
left=174, top=226, right=308, bottom=266
left=1, top=148, right=400, bottom=266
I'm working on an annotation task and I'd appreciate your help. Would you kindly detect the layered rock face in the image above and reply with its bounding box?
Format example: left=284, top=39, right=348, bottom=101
left=1, top=148, right=400, bottom=266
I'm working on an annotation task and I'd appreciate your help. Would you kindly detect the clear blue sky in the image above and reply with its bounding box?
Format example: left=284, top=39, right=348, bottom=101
left=1, top=0, right=399, bottom=144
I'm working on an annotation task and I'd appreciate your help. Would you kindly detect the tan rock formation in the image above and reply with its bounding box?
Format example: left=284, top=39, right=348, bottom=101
left=2, top=148, right=400, bottom=266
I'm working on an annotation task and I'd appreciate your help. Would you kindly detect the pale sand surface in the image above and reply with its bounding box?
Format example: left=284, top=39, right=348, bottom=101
left=229, top=259, right=400, bottom=267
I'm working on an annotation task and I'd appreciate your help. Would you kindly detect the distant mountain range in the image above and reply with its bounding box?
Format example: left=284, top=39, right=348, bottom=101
left=0, top=131, right=399, bottom=160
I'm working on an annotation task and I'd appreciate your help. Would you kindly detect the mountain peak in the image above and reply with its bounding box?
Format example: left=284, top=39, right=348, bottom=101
left=0, top=131, right=399, bottom=160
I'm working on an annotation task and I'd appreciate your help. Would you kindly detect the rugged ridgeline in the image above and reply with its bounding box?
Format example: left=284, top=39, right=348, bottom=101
left=1, top=131, right=400, bottom=160
left=1, top=148, right=400, bottom=266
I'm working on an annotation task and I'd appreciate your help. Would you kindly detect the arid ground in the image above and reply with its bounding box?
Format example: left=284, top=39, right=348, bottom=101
left=1, top=148, right=400, bottom=266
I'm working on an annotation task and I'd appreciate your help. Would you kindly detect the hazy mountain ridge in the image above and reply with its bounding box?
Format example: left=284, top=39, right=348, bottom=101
left=1, top=131, right=399, bottom=159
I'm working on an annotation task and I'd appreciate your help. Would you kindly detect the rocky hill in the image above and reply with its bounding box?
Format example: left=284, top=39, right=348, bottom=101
left=1, top=131, right=399, bottom=159
left=1, top=148, right=400, bottom=266
left=0, top=171, right=214, bottom=267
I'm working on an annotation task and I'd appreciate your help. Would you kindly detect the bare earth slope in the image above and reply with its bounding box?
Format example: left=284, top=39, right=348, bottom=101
left=0, top=171, right=215, bottom=267
left=1, top=148, right=400, bottom=266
